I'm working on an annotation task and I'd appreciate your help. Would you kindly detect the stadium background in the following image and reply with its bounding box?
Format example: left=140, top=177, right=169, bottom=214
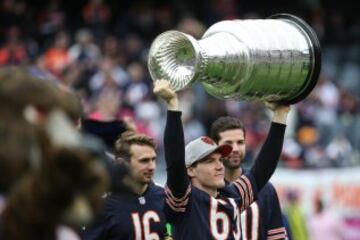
left=1, top=0, right=359, bottom=239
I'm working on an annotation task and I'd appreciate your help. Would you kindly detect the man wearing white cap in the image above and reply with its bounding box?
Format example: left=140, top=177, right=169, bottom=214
left=154, top=80, right=290, bottom=240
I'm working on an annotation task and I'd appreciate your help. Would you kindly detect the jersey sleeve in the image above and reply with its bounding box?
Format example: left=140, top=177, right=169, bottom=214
left=250, top=122, right=286, bottom=191
left=265, top=183, right=287, bottom=239
left=228, top=171, right=258, bottom=212
left=163, top=110, right=191, bottom=223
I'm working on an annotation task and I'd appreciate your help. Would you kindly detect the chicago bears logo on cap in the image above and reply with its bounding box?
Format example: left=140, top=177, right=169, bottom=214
left=201, top=137, right=215, bottom=145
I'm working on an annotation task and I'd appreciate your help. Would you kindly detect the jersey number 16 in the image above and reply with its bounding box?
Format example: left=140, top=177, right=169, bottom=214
left=131, top=211, right=161, bottom=240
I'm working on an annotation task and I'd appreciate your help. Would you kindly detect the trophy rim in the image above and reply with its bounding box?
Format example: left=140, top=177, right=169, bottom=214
left=147, top=30, right=201, bottom=91
left=269, top=13, right=322, bottom=105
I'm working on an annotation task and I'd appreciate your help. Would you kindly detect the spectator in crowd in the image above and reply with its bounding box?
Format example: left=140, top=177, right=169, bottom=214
left=89, top=56, right=128, bottom=94
left=68, top=28, right=101, bottom=68
left=308, top=196, right=344, bottom=240
left=82, top=0, right=111, bottom=40
left=0, top=26, right=28, bottom=65
left=284, top=190, right=309, bottom=240
left=43, top=31, right=71, bottom=77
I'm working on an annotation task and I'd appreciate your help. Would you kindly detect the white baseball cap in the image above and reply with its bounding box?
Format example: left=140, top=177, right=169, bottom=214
left=185, top=136, right=232, bottom=167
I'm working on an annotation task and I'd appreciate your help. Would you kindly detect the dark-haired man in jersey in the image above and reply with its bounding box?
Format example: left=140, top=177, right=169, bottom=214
left=154, top=80, right=290, bottom=240
left=211, top=117, right=287, bottom=240
left=82, top=131, right=168, bottom=240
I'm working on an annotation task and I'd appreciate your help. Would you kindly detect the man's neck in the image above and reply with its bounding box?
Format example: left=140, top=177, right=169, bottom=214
left=133, top=182, right=148, bottom=195
left=123, top=177, right=148, bottom=195
left=225, top=167, right=242, bottom=183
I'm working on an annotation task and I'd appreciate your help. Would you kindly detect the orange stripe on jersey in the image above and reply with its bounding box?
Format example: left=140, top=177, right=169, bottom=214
left=234, top=175, right=254, bottom=211
left=233, top=180, right=247, bottom=209
left=165, top=191, right=189, bottom=207
left=268, top=227, right=287, bottom=240
left=241, top=175, right=254, bottom=206
left=268, top=227, right=287, bottom=235
left=165, top=198, right=186, bottom=212
left=267, top=233, right=287, bottom=240
left=165, top=185, right=191, bottom=212
left=165, top=185, right=191, bottom=202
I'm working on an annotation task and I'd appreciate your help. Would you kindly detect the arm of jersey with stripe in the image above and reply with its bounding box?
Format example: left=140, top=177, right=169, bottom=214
left=163, top=110, right=190, bottom=223
left=266, top=183, right=287, bottom=240
left=230, top=173, right=257, bottom=212
left=229, top=122, right=286, bottom=212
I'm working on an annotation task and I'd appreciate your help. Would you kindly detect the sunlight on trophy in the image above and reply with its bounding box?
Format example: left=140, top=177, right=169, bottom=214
left=148, top=14, right=321, bottom=104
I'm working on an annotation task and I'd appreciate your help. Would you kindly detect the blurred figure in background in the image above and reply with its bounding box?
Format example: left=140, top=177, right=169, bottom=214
left=42, top=31, right=71, bottom=78
left=285, top=190, right=309, bottom=240
left=89, top=56, right=128, bottom=94
left=308, top=195, right=344, bottom=240
left=0, top=26, right=28, bottom=65
left=0, top=66, right=110, bottom=240
left=82, top=0, right=111, bottom=41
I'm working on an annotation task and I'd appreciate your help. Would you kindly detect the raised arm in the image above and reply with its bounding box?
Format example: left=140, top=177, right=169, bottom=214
left=250, top=103, right=290, bottom=191
left=153, top=80, right=189, bottom=197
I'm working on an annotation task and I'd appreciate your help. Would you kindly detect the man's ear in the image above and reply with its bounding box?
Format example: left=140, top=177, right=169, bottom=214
left=187, top=166, right=196, bottom=178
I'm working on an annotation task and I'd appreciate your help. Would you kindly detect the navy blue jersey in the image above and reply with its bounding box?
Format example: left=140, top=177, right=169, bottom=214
left=240, top=182, right=287, bottom=240
left=82, top=182, right=166, bottom=240
left=165, top=173, right=258, bottom=240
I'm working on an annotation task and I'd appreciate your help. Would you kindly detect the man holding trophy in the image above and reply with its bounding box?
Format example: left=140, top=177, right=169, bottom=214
left=154, top=79, right=289, bottom=239
left=149, top=13, right=320, bottom=240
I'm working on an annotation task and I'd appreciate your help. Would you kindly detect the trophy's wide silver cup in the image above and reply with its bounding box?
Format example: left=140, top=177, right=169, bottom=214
left=148, top=14, right=321, bottom=104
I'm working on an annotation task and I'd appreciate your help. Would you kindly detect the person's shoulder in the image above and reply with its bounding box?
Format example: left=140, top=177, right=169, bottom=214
left=257, top=182, right=280, bottom=204
left=104, top=193, right=124, bottom=209
left=260, top=182, right=278, bottom=194
left=261, top=182, right=276, bottom=190
left=219, top=183, right=238, bottom=197
left=149, top=182, right=165, bottom=194
left=191, top=186, right=212, bottom=200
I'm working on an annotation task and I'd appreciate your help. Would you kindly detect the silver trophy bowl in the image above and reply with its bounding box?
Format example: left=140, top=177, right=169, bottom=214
left=148, top=14, right=321, bottom=104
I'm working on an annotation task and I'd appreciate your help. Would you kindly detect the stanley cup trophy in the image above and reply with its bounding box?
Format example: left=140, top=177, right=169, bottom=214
left=148, top=14, right=321, bottom=104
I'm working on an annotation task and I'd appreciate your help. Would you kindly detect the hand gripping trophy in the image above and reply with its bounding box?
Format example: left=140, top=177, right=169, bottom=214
left=148, top=14, right=321, bottom=104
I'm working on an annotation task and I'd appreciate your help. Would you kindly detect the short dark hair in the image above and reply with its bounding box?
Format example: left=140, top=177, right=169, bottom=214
left=114, top=131, right=156, bottom=163
left=210, top=116, right=246, bottom=143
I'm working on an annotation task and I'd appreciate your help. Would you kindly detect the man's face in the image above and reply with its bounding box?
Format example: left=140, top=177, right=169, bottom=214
left=218, top=129, right=246, bottom=169
left=129, top=144, right=156, bottom=185
left=188, top=152, right=225, bottom=191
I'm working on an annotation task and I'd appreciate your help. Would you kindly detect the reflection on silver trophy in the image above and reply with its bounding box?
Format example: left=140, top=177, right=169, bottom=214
left=148, top=14, right=321, bottom=104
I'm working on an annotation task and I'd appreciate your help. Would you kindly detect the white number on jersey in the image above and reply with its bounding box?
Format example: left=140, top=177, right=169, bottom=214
left=131, top=211, right=161, bottom=240
left=241, top=203, right=260, bottom=240
left=210, top=198, right=231, bottom=240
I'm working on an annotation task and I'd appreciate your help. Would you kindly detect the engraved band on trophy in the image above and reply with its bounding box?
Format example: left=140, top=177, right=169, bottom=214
left=148, top=14, right=321, bottom=104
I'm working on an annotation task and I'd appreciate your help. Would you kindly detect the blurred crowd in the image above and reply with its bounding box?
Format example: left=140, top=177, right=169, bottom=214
left=0, top=0, right=359, bottom=169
